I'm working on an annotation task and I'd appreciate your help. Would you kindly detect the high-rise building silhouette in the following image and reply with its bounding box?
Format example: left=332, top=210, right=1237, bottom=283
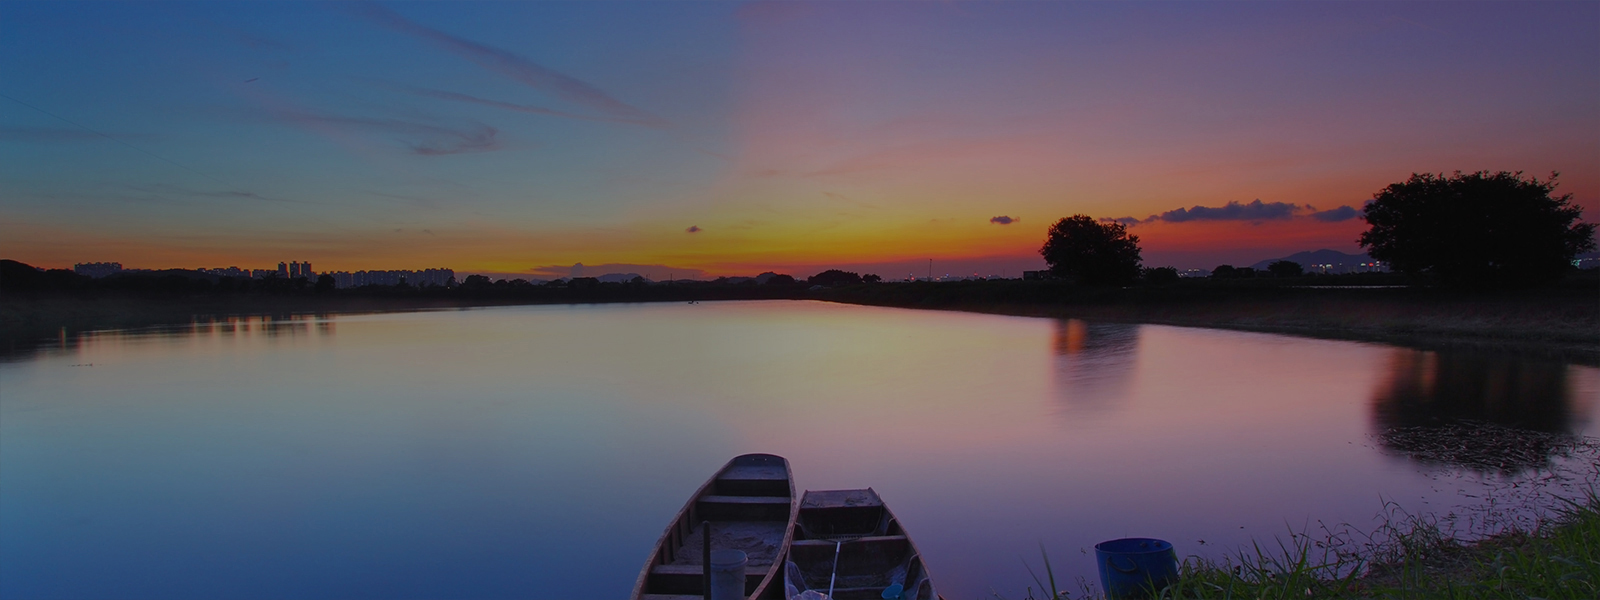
left=73, top=262, right=123, bottom=278
left=324, top=268, right=454, bottom=289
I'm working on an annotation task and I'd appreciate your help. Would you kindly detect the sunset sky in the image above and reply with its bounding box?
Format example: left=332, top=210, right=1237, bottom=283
left=2, top=1, right=1596, bottom=279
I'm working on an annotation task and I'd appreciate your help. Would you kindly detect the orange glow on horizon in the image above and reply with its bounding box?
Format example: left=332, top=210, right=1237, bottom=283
left=3, top=208, right=1376, bottom=277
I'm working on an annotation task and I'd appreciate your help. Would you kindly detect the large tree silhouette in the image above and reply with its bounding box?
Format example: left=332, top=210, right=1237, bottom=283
left=1040, top=215, right=1142, bottom=285
left=807, top=269, right=862, bottom=287
left=1359, top=171, right=1595, bottom=286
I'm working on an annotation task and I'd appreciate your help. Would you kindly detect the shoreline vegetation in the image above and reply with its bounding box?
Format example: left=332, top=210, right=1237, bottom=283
left=1014, top=421, right=1600, bottom=599
left=816, top=275, right=1600, bottom=366
left=1019, top=491, right=1600, bottom=600
left=3, top=267, right=1596, bottom=364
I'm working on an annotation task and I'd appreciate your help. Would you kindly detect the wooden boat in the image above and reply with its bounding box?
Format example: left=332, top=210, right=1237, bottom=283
left=632, top=454, right=798, bottom=600
left=782, top=488, right=938, bottom=600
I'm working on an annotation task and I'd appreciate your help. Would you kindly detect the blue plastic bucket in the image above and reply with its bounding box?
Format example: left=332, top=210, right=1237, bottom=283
left=1095, top=538, right=1177, bottom=599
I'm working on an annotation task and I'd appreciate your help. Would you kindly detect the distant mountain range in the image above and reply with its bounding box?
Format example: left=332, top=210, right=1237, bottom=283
left=1249, top=249, right=1378, bottom=272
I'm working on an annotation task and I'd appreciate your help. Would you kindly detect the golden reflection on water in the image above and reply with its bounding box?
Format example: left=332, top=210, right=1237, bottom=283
left=1052, top=319, right=1140, bottom=415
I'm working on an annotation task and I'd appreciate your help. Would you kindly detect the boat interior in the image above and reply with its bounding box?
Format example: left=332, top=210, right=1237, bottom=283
left=639, top=454, right=794, bottom=600
left=785, top=489, right=935, bottom=600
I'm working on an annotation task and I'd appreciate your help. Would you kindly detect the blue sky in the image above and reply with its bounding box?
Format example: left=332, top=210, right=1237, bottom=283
left=3, top=1, right=1595, bottom=278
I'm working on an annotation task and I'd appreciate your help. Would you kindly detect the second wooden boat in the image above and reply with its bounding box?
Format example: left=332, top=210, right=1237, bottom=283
left=782, top=488, right=938, bottom=600
left=632, top=454, right=798, bottom=600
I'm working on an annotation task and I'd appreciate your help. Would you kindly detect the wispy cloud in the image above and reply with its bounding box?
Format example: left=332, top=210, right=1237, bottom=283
left=266, top=110, right=500, bottom=156
left=1102, top=200, right=1361, bottom=226
left=364, top=190, right=442, bottom=209
left=370, top=81, right=666, bottom=127
left=1308, top=205, right=1359, bottom=222
left=685, top=225, right=702, bottom=233
left=989, top=215, right=1017, bottom=225
left=1158, top=200, right=1299, bottom=223
left=0, top=126, right=149, bottom=143
left=350, top=3, right=665, bottom=126
left=366, top=81, right=662, bottom=129
left=185, top=12, right=291, bottom=52
left=128, top=183, right=311, bottom=205
left=23, top=183, right=304, bottom=208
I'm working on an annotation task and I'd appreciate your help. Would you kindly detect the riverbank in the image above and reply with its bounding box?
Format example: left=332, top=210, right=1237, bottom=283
left=1017, top=490, right=1599, bottom=599
left=0, top=285, right=800, bottom=359
left=6, top=274, right=1596, bottom=364
left=817, top=278, right=1600, bottom=366
left=1180, top=492, right=1598, bottom=599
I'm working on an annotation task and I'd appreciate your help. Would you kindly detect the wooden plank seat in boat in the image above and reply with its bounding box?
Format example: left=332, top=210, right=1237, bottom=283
left=789, top=535, right=910, bottom=560
left=716, top=463, right=791, bottom=497
left=790, top=534, right=908, bottom=548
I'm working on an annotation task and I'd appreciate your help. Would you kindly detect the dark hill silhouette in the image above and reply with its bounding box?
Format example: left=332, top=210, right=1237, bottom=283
left=1250, top=249, right=1374, bottom=272
left=1, top=259, right=88, bottom=291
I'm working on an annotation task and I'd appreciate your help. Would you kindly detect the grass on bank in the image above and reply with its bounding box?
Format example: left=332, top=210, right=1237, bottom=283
left=1014, top=492, right=1599, bottom=599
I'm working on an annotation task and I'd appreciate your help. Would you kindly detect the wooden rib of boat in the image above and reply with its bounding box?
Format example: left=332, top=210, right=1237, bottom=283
left=782, top=488, right=938, bottom=600
left=632, top=454, right=798, bottom=600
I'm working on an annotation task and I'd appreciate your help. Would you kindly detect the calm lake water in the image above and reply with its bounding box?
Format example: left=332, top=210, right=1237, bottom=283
left=3, top=300, right=1596, bottom=599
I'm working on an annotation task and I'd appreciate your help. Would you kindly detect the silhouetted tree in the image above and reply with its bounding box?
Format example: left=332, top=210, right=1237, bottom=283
left=314, top=274, right=336, bottom=293
left=808, top=269, right=863, bottom=287
left=461, top=274, right=491, bottom=290
left=766, top=274, right=796, bottom=285
left=1142, top=266, right=1179, bottom=283
left=1360, top=171, right=1596, bottom=286
left=1267, top=260, right=1303, bottom=277
left=862, top=274, right=882, bottom=283
left=1210, top=265, right=1237, bottom=279
left=1040, top=215, right=1142, bottom=285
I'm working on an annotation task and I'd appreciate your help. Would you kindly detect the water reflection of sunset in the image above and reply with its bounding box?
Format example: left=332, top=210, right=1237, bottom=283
left=1372, top=348, right=1581, bottom=433
left=4, top=302, right=1596, bottom=599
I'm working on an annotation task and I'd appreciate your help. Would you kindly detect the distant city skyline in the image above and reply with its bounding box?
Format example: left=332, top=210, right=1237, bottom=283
left=64, top=244, right=1402, bottom=284
left=4, top=2, right=1595, bottom=275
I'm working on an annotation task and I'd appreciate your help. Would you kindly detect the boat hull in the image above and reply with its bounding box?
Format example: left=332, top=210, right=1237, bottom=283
left=632, top=454, right=798, bottom=600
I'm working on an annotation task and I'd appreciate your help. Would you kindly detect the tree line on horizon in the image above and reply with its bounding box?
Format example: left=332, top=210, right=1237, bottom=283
left=0, top=259, right=888, bottom=296
left=1041, top=170, right=1596, bottom=288
left=3, top=171, right=1593, bottom=297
